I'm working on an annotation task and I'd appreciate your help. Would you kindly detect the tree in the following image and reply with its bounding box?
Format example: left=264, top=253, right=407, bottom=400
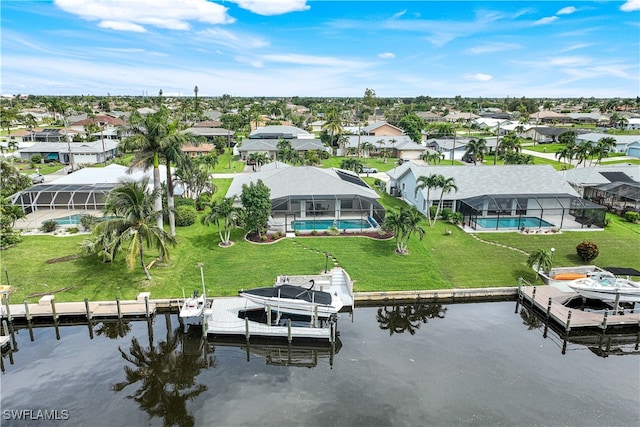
left=122, top=106, right=176, bottom=229
left=322, top=107, right=343, bottom=151
left=382, top=205, right=426, bottom=254
left=555, top=145, right=574, bottom=166
left=91, top=178, right=176, bottom=280
left=526, top=249, right=553, bottom=279
left=573, top=142, right=591, bottom=167
left=594, top=137, right=616, bottom=164
left=399, top=113, right=425, bottom=143
left=247, top=152, right=270, bottom=170
left=421, top=152, right=442, bottom=165
left=200, top=197, right=240, bottom=246
left=340, top=158, right=363, bottom=174
left=240, top=180, right=271, bottom=239
left=463, top=138, right=487, bottom=165
left=160, top=125, right=197, bottom=237
left=414, top=174, right=440, bottom=225
left=432, top=176, right=457, bottom=227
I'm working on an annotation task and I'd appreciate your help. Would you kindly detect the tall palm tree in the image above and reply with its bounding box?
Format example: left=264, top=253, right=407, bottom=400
left=594, top=137, right=616, bottom=164
left=200, top=197, right=240, bottom=246
left=573, top=142, right=591, bottom=167
left=464, top=138, right=486, bottom=165
left=92, top=178, right=176, bottom=280
left=555, top=145, right=574, bottom=166
left=122, top=106, right=174, bottom=229
left=414, top=174, right=440, bottom=225
left=322, top=107, right=343, bottom=153
left=382, top=205, right=426, bottom=254
left=160, top=126, right=195, bottom=237
left=432, top=176, right=457, bottom=227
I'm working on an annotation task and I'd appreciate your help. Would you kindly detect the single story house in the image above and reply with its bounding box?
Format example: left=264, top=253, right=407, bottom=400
left=362, top=121, right=404, bottom=136
left=386, top=163, right=605, bottom=230
left=342, top=135, right=426, bottom=159
left=238, top=125, right=325, bottom=160
left=10, top=164, right=167, bottom=224
left=575, top=133, right=640, bottom=155
left=426, top=137, right=498, bottom=162
left=522, top=127, right=570, bottom=143
left=19, top=140, right=120, bottom=165
left=561, top=165, right=640, bottom=212
left=225, top=163, right=384, bottom=233
left=182, top=126, right=235, bottom=144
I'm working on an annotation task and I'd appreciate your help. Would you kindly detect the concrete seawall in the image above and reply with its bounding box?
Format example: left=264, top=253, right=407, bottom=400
left=354, top=287, right=518, bottom=306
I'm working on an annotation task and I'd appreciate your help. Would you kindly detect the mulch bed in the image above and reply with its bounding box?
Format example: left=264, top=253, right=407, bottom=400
left=46, top=254, right=84, bottom=264
left=245, top=231, right=393, bottom=243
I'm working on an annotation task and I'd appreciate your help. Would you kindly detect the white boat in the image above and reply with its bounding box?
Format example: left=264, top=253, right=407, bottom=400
left=180, top=290, right=206, bottom=319
left=567, top=273, right=640, bottom=303
left=536, top=265, right=609, bottom=291
left=239, top=282, right=344, bottom=318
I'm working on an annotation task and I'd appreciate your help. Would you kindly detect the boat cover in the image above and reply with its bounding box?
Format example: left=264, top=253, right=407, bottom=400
left=604, top=267, right=640, bottom=277
left=242, top=285, right=333, bottom=305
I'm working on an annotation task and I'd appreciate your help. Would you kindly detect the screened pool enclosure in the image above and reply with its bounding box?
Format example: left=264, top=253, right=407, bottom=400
left=458, top=194, right=606, bottom=231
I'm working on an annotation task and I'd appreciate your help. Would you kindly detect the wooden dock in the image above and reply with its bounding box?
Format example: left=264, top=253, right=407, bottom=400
left=518, top=284, right=640, bottom=331
left=206, top=297, right=336, bottom=343
left=1, top=292, right=157, bottom=322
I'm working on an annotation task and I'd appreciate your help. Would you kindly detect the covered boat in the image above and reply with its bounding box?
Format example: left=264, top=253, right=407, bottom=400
left=180, top=290, right=206, bottom=319
left=567, top=273, right=640, bottom=303
left=239, top=283, right=344, bottom=318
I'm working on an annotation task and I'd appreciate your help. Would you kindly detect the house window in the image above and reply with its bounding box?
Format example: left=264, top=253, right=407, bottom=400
left=342, top=200, right=353, bottom=209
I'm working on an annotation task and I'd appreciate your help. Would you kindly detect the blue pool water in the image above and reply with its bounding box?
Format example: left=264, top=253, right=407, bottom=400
left=51, top=214, right=117, bottom=225
left=292, top=218, right=373, bottom=231
left=476, top=217, right=554, bottom=229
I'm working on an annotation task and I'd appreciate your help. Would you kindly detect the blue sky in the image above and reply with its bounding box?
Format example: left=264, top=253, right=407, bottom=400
left=1, top=0, right=639, bottom=97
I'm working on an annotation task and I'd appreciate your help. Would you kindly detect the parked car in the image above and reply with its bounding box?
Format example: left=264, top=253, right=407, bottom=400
left=29, top=173, right=45, bottom=184
left=361, top=166, right=378, bottom=174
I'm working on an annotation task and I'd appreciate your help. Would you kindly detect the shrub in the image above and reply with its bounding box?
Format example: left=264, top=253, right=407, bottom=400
left=440, top=208, right=453, bottom=220
left=79, top=214, right=97, bottom=231
left=576, top=241, right=599, bottom=262
left=310, top=229, right=318, bottom=236
left=450, top=212, right=463, bottom=225
left=624, top=211, right=639, bottom=223
left=174, top=197, right=196, bottom=208
left=31, top=154, right=42, bottom=164
left=196, top=192, right=213, bottom=211
left=40, top=220, right=59, bottom=233
left=429, top=205, right=438, bottom=219
left=174, top=205, right=197, bottom=227
left=261, top=234, right=268, bottom=242
left=68, top=227, right=79, bottom=234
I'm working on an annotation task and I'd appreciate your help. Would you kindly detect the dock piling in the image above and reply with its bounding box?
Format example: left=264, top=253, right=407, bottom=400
left=565, top=311, right=572, bottom=333
left=245, top=317, right=250, bottom=340
left=144, top=296, right=149, bottom=318
left=287, top=318, right=292, bottom=343
left=601, top=310, right=609, bottom=330
left=84, top=298, right=92, bottom=320
left=50, top=297, right=58, bottom=321
left=531, top=287, right=537, bottom=306
left=613, top=292, right=621, bottom=315
left=116, top=296, right=122, bottom=319
left=3, top=295, right=12, bottom=323
left=23, top=300, right=31, bottom=322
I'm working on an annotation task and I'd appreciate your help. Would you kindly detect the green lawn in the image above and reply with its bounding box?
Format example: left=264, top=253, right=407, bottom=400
left=3, top=192, right=639, bottom=304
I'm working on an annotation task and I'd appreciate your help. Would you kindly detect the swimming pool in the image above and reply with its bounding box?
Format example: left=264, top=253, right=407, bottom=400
left=292, top=218, right=373, bottom=231
left=475, top=217, right=555, bottom=229
left=51, top=214, right=117, bottom=225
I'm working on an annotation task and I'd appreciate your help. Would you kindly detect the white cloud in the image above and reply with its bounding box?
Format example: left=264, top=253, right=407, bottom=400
left=621, top=0, right=640, bottom=12
left=556, top=6, right=577, bottom=15
left=548, top=56, right=591, bottom=66
left=98, top=20, right=146, bottom=33
left=391, top=10, right=407, bottom=19
left=534, top=16, right=558, bottom=25
left=465, top=42, right=521, bottom=54
left=463, top=73, right=493, bottom=82
left=378, top=52, right=395, bottom=59
left=54, top=0, right=234, bottom=32
left=197, top=28, right=269, bottom=50
left=260, top=54, right=366, bottom=69
left=559, top=43, right=592, bottom=53
left=230, top=0, right=310, bottom=16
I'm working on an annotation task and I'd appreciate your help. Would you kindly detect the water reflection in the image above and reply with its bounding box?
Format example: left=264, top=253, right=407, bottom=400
left=95, top=320, right=132, bottom=339
left=112, top=316, right=213, bottom=427
left=211, top=338, right=342, bottom=368
left=519, top=307, right=544, bottom=330
left=375, top=303, right=446, bottom=335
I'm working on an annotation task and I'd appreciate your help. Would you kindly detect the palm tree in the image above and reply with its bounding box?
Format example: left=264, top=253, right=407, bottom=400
left=573, top=142, right=591, bottom=167
left=92, top=178, right=176, bottom=280
left=322, top=107, right=343, bottom=152
left=247, top=152, right=270, bottom=170
left=421, top=152, right=442, bottom=165
left=200, top=197, right=240, bottom=246
left=160, top=126, right=197, bottom=237
left=464, top=138, right=486, bottom=165
left=414, top=174, right=440, bottom=225
left=555, top=145, right=574, bottom=166
left=340, top=158, right=363, bottom=174
left=526, top=248, right=553, bottom=280
left=432, top=176, right=457, bottom=227
left=382, top=205, right=426, bottom=254
left=122, top=106, right=175, bottom=229
left=594, top=137, right=616, bottom=164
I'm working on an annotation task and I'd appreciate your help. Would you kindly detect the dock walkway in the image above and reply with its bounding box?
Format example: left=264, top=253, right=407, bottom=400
left=518, top=284, right=640, bottom=331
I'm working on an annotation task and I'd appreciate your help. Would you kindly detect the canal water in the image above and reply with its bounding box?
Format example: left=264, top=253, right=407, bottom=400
left=1, top=302, right=638, bottom=426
